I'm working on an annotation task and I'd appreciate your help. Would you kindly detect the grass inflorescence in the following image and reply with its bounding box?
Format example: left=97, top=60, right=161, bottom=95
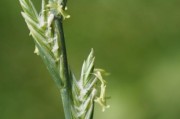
left=19, top=0, right=109, bottom=118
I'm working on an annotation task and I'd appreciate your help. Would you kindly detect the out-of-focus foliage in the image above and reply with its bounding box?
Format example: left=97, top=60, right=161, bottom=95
left=0, top=0, right=180, bottom=119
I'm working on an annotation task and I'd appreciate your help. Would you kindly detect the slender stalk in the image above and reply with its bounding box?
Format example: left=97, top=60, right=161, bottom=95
left=57, top=17, right=70, bottom=89
left=54, top=2, right=72, bottom=117
left=59, top=0, right=70, bottom=90
left=55, top=18, right=72, bottom=119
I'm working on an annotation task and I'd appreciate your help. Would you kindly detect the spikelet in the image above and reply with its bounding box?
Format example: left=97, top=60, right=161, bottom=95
left=71, top=49, right=109, bottom=119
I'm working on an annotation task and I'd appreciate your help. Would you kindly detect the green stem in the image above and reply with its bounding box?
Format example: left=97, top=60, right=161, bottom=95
left=60, top=0, right=69, bottom=89
left=55, top=18, right=72, bottom=119
left=56, top=18, right=70, bottom=87
left=55, top=0, right=72, bottom=115
left=56, top=1, right=72, bottom=119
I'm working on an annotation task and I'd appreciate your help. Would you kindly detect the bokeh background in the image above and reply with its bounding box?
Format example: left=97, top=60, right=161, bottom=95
left=1, top=0, right=180, bottom=119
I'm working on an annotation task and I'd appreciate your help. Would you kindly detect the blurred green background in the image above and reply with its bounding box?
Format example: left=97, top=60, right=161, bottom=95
left=1, top=0, right=180, bottom=119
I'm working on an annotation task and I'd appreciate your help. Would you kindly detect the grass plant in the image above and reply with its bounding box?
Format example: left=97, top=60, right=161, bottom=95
left=19, top=0, right=109, bottom=118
